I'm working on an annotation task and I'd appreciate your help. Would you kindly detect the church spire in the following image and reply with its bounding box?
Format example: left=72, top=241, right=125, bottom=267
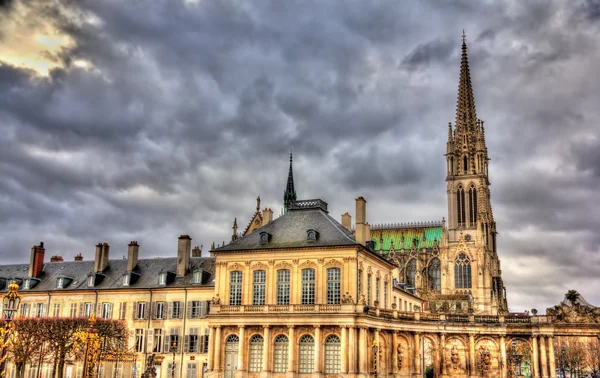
left=283, top=152, right=297, bottom=214
left=455, top=31, right=477, bottom=137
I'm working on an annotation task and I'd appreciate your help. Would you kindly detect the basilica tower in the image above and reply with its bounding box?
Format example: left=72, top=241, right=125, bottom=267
left=444, top=33, right=507, bottom=314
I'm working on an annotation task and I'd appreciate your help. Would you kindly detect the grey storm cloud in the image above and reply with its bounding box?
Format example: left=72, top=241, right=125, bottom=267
left=1, top=0, right=599, bottom=313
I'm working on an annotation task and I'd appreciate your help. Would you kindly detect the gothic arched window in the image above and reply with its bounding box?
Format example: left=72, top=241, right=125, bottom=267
left=469, top=185, right=478, bottom=224
left=454, top=253, right=472, bottom=289
left=428, top=258, right=441, bottom=293
left=457, top=186, right=466, bottom=226
left=406, top=259, right=417, bottom=289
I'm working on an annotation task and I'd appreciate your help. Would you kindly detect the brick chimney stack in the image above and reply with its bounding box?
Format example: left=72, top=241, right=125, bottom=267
left=28, top=242, right=45, bottom=278
left=94, top=242, right=110, bottom=272
left=262, top=208, right=273, bottom=226
left=127, top=241, right=139, bottom=271
left=192, top=245, right=202, bottom=257
left=341, top=212, right=352, bottom=231
left=177, top=235, right=192, bottom=277
left=74, top=253, right=83, bottom=261
left=355, top=197, right=367, bottom=246
left=50, top=255, right=63, bottom=263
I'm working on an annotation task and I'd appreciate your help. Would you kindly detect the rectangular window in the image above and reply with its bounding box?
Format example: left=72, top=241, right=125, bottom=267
left=20, top=303, right=29, bottom=317
left=384, top=281, right=389, bottom=309
left=358, top=269, right=362, bottom=296
left=70, top=303, right=77, bottom=317
left=84, top=302, right=93, bottom=317
left=56, top=278, right=64, bottom=289
left=229, top=271, right=242, bottom=306
left=276, top=269, right=290, bottom=305
left=367, top=275, right=372, bottom=306
left=172, top=301, right=183, bottom=319
left=36, top=303, right=44, bottom=317
left=301, top=269, right=315, bottom=305
left=186, top=363, right=197, bottom=378
left=187, top=328, right=198, bottom=353
left=168, top=329, right=180, bottom=353
left=102, top=303, right=112, bottom=319
left=252, top=270, right=266, bottom=305
left=193, top=270, right=202, bottom=284
left=119, top=302, right=127, bottom=320
left=53, top=303, right=60, bottom=317
left=155, top=302, right=165, bottom=320
left=375, top=278, right=380, bottom=306
left=135, top=329, right=145, bottom=353
left=153, top=329, right=163, bottom=353
left=327, top=268, right=341, bottom=304
left=136, top=302, right=146, bottom=319
left=189, top=301, right=201, bottom=318
left=167, top=364, right=178, bottom=378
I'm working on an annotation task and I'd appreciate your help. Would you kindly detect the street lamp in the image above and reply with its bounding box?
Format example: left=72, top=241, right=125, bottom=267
left=0, top=281, right=22, bottom=377
left=512, top=340, right=518, bottom=378
left=560, top=347, right=566, bottom=378
left=170, top=340, right=178, bottom=378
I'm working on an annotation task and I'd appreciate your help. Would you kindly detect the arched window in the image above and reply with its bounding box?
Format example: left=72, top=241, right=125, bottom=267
left=406, top=259, right=417, bottom=289
left=457, top=186, right=466, bottom=226
left=324, top=335, right=341, bottom=374
left=298, top=335, right=315, bottom=374
left=327, top=268, right=341, bottom=304
left=428, top=258, right=441, bottom=293
left=454, top=253, right=472, bottom=289
left=248, top=335, right=264, bottom=372
left=469, top=185, right=477, bottom=224
left=229, top=271, right=242, bottom=306
left=253, top=270, right=266, bottom=305
left=273, top=335, right=289, bottom=373
left=367, top=274, right=372, bottom=305
left=276, top=269, right=290, bottom=305
left=301, top=269, right=315, bottom=305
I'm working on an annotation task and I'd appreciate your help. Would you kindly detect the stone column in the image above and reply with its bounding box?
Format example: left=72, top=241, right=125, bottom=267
left=414, top=332, right=421, bottom=377
left=262, top=326, right=271, bottom=373
left=532, top=336, right=539, bottom=378
left=441, top=333, right=447, bottom=376
left=392, top=332, right=399, bottom=374
left=314, top=326, right=321, bottom=374
left=359, top=327, right=368, bottom=374
left=237, top=326, right=246, bottom=372
left=349, top=327, right=357, bottom=374
left=214, top=326, right=222, bottom=372
left=341, top=326, right=348, bottom=374
left=208, top=327, right=215, bottom=371
left=500, top=336, right=507, bottom=378
left=288, top=326, right=296, bottom=374
left=548, top=337, right=556, bottom=378
left=540, top=336, right=548, bottom=378
left=469, top=333, right=475, bottom=377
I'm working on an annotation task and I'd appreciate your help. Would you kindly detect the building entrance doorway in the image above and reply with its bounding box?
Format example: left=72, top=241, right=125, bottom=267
left=225, top=335, right=240, bottom=378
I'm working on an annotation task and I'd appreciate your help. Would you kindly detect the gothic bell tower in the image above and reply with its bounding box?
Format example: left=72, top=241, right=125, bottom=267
left=444, top=33, right=507, bottom=314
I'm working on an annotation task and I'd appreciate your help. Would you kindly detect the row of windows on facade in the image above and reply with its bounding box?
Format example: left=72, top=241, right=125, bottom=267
left=15, top=300, right=210, bottom=320
left=6, top=361, right=202, bottom=378
left=225, top=334, right=342, bottom=374
left=229, top=268, right=343, bottom=306
left=399, top=254, right=472, bottom=292
left=133, top=328, right=209, bottom=354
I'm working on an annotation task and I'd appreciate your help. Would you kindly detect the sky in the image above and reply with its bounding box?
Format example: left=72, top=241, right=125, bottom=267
left=1, top=0, right=599, bottom=313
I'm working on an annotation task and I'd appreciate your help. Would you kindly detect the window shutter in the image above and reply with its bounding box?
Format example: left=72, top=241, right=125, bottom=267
left=167, top=302, right=173, bottom=319
left=143, top=302, right=149, bottom=320
left=205, top=334, right=210, bottom=354
left=151, top=302, right=157, bottom=320
left=186, top=301, right=192, bottom=319
left=147, top=329, right=154, bottom=352
left=79, top=302, right=84, bottom=317
left=96, top=303, right=102, bottom=317
left=199, top=336, right=205, bottom=355
left=132, top=302, right=137, bottom=320
left=176, top=328, right=181, bottom=352
left=108, top=303, right=113, bottom=319
left=184, top=335, right=190, bottom=353
left=164, top=329, right=171, bottom=353
left=200, top=301, right=207, bottom=318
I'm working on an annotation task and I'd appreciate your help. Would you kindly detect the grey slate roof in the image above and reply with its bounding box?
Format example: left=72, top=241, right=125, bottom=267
left=213, top=203, right=359, bottom=252
left=0, top=257, right=215, bottom=292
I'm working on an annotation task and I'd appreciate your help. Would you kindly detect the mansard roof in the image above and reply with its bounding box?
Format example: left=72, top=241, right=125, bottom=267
left=0, top=256, right=215, bottom=293
left=213, top=199, right=358, bottom=252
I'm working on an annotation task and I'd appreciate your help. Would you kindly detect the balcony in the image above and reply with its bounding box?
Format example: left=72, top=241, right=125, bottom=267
left=212, top=303, right=353, bottom=315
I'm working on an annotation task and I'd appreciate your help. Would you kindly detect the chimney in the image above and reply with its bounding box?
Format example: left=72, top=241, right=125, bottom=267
left=28, top=242, right=45, bottom=278
left=355, top=197, right=367, bottom=246
left=94, top=242, right=109, bottom=272
left=177, top=235, right=192, bottom=276
left=262, top=208, right=273, bottom=226
left=50, top=255, right=63, bottom=263
left=192, top=245, right=202, bottom=257
left=341, top=212, right=352, bottom=231
left=127, top=241, right=139, bottom=271
left=74, top=253, right=83, bottom=262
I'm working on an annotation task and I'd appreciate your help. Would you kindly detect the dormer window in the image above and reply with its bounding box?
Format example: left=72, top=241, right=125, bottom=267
left=259, top=232, right=270, bottom=245
left=193, top=269, right=203, bottom=284
left=159, top=272, right=167, bottom=286
left=57, top=277, right=64, bottom=289
left=88, top=275, right=95, bottom=287
left=23, top=279, right=30, bottom=290
left=123, top=274, right=130, bottom=287
left=306, top=229, right=318, bottom=242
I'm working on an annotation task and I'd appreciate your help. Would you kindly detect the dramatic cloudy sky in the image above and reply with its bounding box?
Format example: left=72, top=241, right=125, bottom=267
left=1, top=0, right=599, bottom=312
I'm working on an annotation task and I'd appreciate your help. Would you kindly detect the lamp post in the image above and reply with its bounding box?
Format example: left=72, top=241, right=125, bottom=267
left=170, top=341, right=178, bottom=378
left=513, top=340, right=518, bottom=378
left=0, top=281, right=22, bottom=377
left=560, top=347, right=566, bottom=378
